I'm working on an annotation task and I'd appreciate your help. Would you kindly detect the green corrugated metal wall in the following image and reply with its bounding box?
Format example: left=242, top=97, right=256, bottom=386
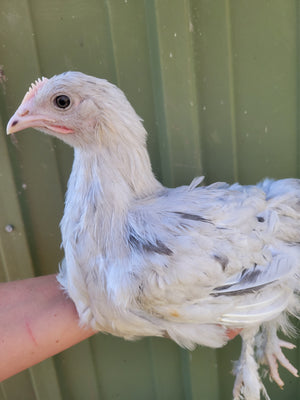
left=0, top=0, right=300, bottom=399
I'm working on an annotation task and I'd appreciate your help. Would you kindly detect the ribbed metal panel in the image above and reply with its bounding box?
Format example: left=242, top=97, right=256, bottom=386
left=0, top=1, right=299, bottom=399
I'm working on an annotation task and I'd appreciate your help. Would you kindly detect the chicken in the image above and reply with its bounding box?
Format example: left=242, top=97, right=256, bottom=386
left=7, top=71, right=300, bottom=400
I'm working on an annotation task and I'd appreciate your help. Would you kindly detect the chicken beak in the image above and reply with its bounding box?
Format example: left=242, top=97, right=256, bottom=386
left=6, top=105, right=46, bottom=135
left=7, top=105, right=74, bottom=135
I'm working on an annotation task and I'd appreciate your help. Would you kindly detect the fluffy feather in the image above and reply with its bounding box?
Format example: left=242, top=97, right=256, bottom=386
left=7, top=71, right=300, bottom=399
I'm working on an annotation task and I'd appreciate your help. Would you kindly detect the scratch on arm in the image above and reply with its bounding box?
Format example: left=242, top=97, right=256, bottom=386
left=25, top=321, right=38, bottom=346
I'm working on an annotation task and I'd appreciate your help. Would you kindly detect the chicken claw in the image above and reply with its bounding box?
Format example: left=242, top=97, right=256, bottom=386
left=266, top=339, right=298, bottom=388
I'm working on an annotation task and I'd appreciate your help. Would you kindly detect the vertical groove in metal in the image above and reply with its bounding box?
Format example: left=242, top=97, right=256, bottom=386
left=0, top=119, right=34, bottom=280
left=147, top=338, right=185, bottom=400
left=0, top=384, right=7, bottom=400
left=103, top=0, right=119, bottom=84
left=103, top=0, right=163, bottom=179
left=180, top=349, right=193, bottom=400
left=224, top=0, right=239, bottom=182
left=296, top=0, right=300, bottom=178
left=29, top=362, right=63, bottom=400
left=147, top=339, right=162, bottom=400
left=144, top=0, right=173, bottom=185
left=230, top=1, right=298, bottom=183
left=146, top=0, right=203, bottom=187
left=183, top=0, right=205, bottom=181
left=190, top=347, right=220, bottom=400
left=28, top=0, right=72, bottom=206
left=54, top=340, right=101, bottom=400
left=24, top=0, right=65, bottom=276
left=189, top=0, right=239, bottom=184
left=87, top=337, right=104, bottom=399
left=1, top=370, right=37, bottom=400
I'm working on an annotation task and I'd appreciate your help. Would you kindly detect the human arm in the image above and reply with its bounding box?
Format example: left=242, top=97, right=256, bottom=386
left=0, top=274, right=96, bottom=381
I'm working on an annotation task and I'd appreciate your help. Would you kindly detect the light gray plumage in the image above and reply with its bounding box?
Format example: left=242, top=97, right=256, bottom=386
left=7, top=72, right=300, bottom=400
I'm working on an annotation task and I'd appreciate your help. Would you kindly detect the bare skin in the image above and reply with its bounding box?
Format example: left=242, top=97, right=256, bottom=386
left=0, top=274, right=95, bottom=382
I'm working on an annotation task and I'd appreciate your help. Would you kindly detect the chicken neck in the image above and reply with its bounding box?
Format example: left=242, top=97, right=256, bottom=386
left=62, top=137, right=162, bottom=257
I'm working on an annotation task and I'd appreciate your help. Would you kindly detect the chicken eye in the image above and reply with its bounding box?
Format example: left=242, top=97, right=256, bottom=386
left=54, top=95, right=71, bottom=109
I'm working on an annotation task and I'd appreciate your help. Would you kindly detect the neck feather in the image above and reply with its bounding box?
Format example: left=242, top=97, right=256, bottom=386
left=61, top=134, right=162, bottom=257
left=72, top=137, right=162, bottom=200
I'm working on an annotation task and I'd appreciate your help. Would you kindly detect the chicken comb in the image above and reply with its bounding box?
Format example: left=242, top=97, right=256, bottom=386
left=21, top=76, right=48, bottom=104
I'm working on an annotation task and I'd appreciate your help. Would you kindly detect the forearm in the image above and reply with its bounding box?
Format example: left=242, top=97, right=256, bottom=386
left=0, top=274, right=95, bottom=381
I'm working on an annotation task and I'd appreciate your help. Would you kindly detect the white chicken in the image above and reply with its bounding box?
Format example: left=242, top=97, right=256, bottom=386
left=7, top=72, right=300, bottom=400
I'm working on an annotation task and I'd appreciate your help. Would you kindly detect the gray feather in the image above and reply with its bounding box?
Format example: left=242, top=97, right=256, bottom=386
left=212, top=254, right=294, bottom=296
